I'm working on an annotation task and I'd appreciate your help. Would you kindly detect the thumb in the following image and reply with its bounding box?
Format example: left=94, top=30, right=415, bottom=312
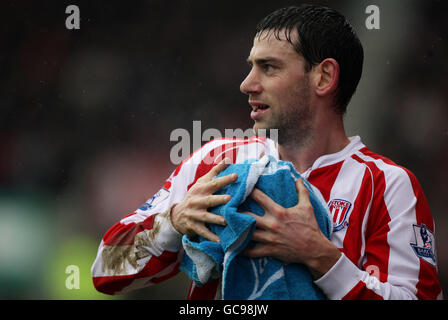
left=296, top=178, right=312, bottom=208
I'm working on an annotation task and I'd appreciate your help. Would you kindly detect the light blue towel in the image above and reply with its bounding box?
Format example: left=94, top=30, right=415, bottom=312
left=180, top=155, right=332, bottom=300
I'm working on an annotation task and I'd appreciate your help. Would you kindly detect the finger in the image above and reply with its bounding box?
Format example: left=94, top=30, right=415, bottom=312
left=198, top=211, right=227, bottom=226
left=251, top=229, right=273, bottom=244
left=296, top=178, right=312, bottom=208
left=194, top=223, right=221, bottom=243
left=239, top=211, right=270, bottom=230
left=241, top=244, right=273, bottom=258
left=250, top=188, right=282, bottom=213
left=205, top=157, right=232, bottom=180
left=203, top=194, right=232, bottom=208
left=207, top=173, right=238, bottom=193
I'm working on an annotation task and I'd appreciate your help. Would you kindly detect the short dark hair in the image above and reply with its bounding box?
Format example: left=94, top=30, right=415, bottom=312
left=256, top=4, right=364, bottom=114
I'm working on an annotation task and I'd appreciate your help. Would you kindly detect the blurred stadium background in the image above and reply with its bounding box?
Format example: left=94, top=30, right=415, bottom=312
left=0, top=0, right=446, bottom=299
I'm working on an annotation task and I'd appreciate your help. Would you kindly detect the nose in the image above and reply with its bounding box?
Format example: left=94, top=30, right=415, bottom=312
left=240, top=69, right=262, bottom=95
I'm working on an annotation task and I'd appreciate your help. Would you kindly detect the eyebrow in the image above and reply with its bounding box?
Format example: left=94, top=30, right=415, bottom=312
left=246, top=56, right=283, bottom=66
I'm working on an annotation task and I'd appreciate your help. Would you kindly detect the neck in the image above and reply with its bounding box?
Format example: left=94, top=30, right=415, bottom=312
left=277, top=112, right=350, bottom=173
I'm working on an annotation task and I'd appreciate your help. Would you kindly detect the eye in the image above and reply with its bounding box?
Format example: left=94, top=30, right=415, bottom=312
left=262, top=64, right=275, bottom=72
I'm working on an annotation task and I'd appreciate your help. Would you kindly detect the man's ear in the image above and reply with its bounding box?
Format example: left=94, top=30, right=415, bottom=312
left=312, top=58, right=340, bottom=97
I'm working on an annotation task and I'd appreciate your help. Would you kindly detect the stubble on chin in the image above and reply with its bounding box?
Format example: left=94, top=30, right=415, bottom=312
left=252, top=106, right=314, bottom=148
left=277, top=102, right=314, bottom=148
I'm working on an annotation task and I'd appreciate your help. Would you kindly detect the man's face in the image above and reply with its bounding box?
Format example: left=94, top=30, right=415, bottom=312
left=240, top=29, right=314, bottom=145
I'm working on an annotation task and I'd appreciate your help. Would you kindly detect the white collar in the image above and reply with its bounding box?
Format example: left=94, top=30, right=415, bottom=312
left=267, top=136, right=365, bottom=176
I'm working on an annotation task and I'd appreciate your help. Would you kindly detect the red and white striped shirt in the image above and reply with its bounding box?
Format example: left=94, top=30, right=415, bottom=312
left=91, top=136, right=442, bottom=299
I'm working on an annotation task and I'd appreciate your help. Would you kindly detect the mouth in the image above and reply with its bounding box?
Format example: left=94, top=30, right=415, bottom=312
left=252, top=104, right=270, bottom=111
left=250, top=102, right=270, bottom=120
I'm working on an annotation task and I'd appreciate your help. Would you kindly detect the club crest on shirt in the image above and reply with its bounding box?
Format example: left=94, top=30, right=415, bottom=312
left=139, top=188, right=170, bottom=211
left=410, top=224, right=437, bottom=266
left=328, top=199, right=352, bottom=232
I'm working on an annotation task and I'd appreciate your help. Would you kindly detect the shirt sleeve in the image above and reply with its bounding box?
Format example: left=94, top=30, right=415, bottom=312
left=90, top=150, right=206, bottom=295
left=315, top=166, right=442, bottom=300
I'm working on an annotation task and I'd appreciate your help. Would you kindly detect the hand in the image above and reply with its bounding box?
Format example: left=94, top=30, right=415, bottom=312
left=242, top=178, right=341, bottom=279
left=170, top=158, right=238, bottom=242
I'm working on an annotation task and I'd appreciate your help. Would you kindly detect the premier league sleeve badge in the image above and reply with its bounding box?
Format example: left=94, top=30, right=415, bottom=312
left=410, top=224, right=437, bottom=267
